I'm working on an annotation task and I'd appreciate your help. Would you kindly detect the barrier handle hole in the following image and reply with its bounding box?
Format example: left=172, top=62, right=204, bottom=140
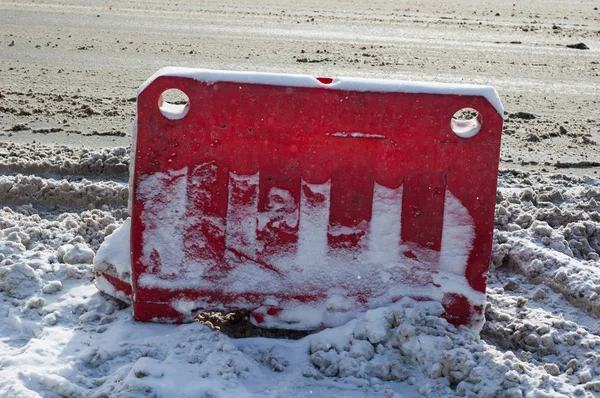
left=159, top=89, right=190, bottom=120
left=451, top=108, right=482, bottom=138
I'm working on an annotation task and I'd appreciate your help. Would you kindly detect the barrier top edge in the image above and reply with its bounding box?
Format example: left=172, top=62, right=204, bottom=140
left=139, top=67, right=504, bottom=116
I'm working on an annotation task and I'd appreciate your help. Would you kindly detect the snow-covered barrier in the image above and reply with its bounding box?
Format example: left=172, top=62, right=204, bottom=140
left=95, top=68, right=503, bottom=330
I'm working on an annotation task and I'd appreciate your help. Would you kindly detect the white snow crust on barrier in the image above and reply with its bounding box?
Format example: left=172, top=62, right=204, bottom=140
left=127, top=167, right=484, bottom=329
left=138, top=168, right=188, bottom=278
left=439, top=191, right=475, bottom=275
left=138, top=67, right=504, bottom=116
left=227, top=173, right=260, bottom=254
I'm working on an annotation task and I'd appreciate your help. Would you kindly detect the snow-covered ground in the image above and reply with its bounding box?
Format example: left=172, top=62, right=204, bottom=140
left=1, top=0, right=599, bottom=396
left=1, top=145, right=599, bottom=397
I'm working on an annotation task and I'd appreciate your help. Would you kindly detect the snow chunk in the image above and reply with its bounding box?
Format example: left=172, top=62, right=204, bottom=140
left=42, top=280, right=63, bottom=294
left=26, top=296, right=46, bottom=309
left=440, top=348, right=476, bottom=386
left=352, top=306, right=393, bottom=344
left=93, top=218, right=132, bottom=282
left=310, top=350, right=340, bottom=377
left=131, top=357, right=165, bottom=378
left=56, top=244, right=73, bottom=263
left=63, top=243, right=95, bottom=265
left=349, top=340, right=375, bottom=360
left=0, top=262, right=42, bottom=298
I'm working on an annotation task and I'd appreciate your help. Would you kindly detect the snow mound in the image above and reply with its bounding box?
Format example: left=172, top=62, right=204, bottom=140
left=0, top=174, right=128, bottom=210
left=0, top=262, right=42, bottom=299
left=0, top=142, right=130, bottom=179
left=485, top=282, right=600, bottom=394
left=493, top=173, right=600, bottom=316
left=1, top=164, right=599, bottom=397
left=94, top=217, right=132, bottom=283
left=307, top=298, right=579, bottom=397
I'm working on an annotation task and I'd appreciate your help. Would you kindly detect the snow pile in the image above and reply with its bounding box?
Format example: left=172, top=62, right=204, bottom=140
left=1, top=208, right=125, bottom=250
left=0, top=142, right=130, bottom=179
left=0, top=204, right=254, bottom=397
left=0, top=212, right=580, bottom=398
left=307, top=298, right=579, bottom=397
left=94, top=218, right=132, bottom=283
left=2, top=159, right=600, bottom=397
left=485, top=283, right=600, bottom=393
left=0, top=174, right=128, bottom=210
left=482, top=172, right=600, bottom=395
left=492, top=173, right=600, bottom=316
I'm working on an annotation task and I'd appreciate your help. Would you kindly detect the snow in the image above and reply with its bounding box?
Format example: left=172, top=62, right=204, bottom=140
left=368, top=184, right=402, bottom=263
left=138, top=167, right=188, bottom=278
left=1, top=146, right=600, bottom=397
left=158, top=101, right=189, bottom=120
left=439, top=191, right=475, bottom=275
left=139, top=67, right=504, bottom=116
left=297, top=181, right=330, bottom=262
left=63, top=243, right=95, bottom=265
left=94, top=218, right=132, bottom=282
left=227, top=172, right=260, bottom=256
left=450, top=116, right=482, bottom=138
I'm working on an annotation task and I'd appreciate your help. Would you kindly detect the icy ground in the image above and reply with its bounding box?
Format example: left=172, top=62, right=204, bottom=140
left=1, top=146, right=600, bottom=397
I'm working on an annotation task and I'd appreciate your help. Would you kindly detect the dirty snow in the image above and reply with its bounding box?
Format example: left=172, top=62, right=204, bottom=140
left=2, top=148, right=600, bottom=397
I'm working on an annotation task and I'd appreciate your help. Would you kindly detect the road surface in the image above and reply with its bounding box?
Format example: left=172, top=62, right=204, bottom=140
left=1, top=0, right=599, bottom=175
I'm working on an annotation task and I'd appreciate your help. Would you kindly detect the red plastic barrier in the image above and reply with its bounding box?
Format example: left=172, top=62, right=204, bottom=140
left=105, top=69, right=503, bottom=329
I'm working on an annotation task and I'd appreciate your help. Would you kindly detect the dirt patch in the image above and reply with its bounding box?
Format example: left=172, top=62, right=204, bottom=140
left=196, top=310, right=314, bottom=339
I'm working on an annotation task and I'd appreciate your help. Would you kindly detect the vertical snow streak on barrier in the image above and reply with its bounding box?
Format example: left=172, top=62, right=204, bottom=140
left=297, top=181, right=331, bottom=265
left=257, top=183, right=300, bottom=256
left=185, top=162, right=228, bottom=270
left=138, top=168, right=188, bottom=277
left=439, top=191, right=475, bottom=275
left=368, top=184, right=403, bottom=262
left=226, top=173, right=259, bottom=257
